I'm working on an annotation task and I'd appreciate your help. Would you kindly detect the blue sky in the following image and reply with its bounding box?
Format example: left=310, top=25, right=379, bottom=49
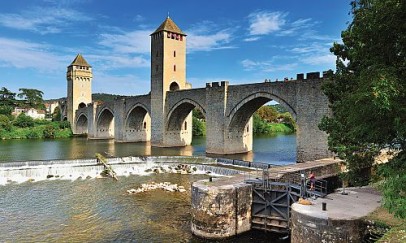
left=0, top=0, right=351, bottom=100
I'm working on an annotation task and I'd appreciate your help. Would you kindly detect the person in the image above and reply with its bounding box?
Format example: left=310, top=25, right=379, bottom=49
left=309, top=171, right=316, bottom=191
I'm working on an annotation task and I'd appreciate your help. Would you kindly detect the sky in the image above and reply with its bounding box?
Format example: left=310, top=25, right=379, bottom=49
left=0, top=0, right=351, bottom=100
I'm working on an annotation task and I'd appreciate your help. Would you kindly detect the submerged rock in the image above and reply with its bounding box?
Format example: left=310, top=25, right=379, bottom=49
left=127, top=182, right=187, bottom=194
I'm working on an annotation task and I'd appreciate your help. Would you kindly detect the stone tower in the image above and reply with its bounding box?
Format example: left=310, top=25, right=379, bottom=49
left=150, top=17, right=191, bottom=146
left=66, top=54, right=92, bottom=129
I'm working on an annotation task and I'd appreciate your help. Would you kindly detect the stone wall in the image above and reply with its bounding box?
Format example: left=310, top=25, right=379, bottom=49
left=74, top=73, right=332, bottom=162
left=191, top=177, right=252, bottom=239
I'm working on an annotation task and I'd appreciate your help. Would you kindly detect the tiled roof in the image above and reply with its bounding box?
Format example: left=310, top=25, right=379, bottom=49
left=70, top=54, right=91, bottom=67
left=151, top=17, right=185, bottom=35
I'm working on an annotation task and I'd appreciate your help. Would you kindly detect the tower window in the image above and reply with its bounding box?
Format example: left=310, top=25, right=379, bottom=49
left=184, top=121, right=187, bottom=130
left=143, top=122, right=146, bottom=129
left=173, top=51, right=176, bottom=57
left=173, top=65, right=176, bottom=72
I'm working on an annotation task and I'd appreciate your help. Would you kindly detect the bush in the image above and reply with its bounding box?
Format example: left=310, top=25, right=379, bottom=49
left=27, top=127, right=42, bottom=139
left=59, top=120, right=71, bottom=129
left=0, top=114, right=11, bottom=131
left=43, top=125, right=56, bottom=138
left=14, top=113, right=34, bottom=128
left=192, top=116, right=206, bottom=136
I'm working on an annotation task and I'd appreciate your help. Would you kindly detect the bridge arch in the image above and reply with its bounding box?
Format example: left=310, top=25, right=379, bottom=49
left=96, top=108, right=114, bottom=138
left=228, top=92, right=296, bottom=131
left=75, top=113, right=88, bottom=134
left=124, top=104, right=151, bottom=142
left=166, top=98, right=206, bottom=131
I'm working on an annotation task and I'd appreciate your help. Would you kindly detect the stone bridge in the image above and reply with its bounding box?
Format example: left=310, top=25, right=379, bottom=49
left=74, top=72, right=330, bottom=162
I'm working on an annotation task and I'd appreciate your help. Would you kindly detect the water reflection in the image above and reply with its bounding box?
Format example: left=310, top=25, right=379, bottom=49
left=0, top=134, right=296, bottom=165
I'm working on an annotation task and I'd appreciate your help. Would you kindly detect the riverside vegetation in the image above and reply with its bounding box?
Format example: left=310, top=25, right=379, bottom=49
left=0, top=87, right=72, bottom=139
left=192, top=105, right=296, bottom=137
left=319, top=0, right=406, bottom=239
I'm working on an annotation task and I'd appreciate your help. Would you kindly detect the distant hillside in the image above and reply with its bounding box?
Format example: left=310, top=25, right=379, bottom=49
left=92, top=93, right=129, bottom=103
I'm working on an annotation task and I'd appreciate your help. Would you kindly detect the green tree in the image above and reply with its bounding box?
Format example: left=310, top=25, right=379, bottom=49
left=52, top=106, right=62, bottom=121
left=14, top=113, right=34, bottom=128
left=319, top=0, right=406, bottom=218
left=0, top=114, right=12, bottom=131
left=0, top=87, right=17, bottom=117
left=17, top=88, right=45, bottom=110
left=256, top=105, right=278, bottom=123
left=192, top=116, right=206, bottom=136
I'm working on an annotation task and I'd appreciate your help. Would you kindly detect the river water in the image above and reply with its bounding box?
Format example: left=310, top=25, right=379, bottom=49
left=0, top=135, right=294, bottom=242
left=0, top=135, right=296, bottom=164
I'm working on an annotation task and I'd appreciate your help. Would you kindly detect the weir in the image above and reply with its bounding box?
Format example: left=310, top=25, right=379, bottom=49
left=0, top=156, right=241, bottom=185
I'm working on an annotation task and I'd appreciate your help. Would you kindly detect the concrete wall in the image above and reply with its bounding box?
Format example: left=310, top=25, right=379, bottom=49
left=291, top=206, right=365, bottom=243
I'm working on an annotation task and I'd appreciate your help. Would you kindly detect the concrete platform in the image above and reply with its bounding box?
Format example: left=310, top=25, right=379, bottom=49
left=292, top=187, right=381, bottom=220
left=291, top=187, right=382, bottom=243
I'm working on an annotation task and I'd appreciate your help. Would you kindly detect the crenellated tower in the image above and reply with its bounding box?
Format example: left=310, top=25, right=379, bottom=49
left=66, top=54, right=92, bottom=129
left=150, top=17, right=191, bottom=146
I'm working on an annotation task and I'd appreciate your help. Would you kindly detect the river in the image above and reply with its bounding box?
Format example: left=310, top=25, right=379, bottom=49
left=0, top=135, right=294, bottom=242
left=0, top=134, right=296, bottom=164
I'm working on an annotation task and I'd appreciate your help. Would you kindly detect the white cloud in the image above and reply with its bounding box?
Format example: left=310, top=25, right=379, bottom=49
left=277, top=18, right=315, bottom=36
left=185, top=21, right=236, bottom=52
left=0, top=37, right=65, bottom=71
left=92, top=73, right=150, bottom=95
left=0, top=7, right=91, bottom=34
left=290, top=42, right=337, bottom=66
left=87, top=54, right=149, bottom=70
left=133, top=14, right=145, bottom=22
left=248, top=11, right=287, bottom=36
left=241, top=59, right=297, bottom=72
left=301, top=54, right=336, bottom=66
left=243, top=37, right=261, bottom=42
left=187, top=30, right=234, bottom=52
left=98, top=30, right=152, bottom=54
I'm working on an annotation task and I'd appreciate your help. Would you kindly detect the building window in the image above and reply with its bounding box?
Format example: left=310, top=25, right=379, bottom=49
left=173, top=51, right=176, bottom=57
left=173, top=65, right=176, bottom=72
left=143, top=122, right=146, bottom=129
left=184, top=121, right=187, bottom=130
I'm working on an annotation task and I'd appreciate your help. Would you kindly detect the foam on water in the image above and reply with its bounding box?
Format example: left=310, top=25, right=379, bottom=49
left=0, top=156, right=241, bottom=185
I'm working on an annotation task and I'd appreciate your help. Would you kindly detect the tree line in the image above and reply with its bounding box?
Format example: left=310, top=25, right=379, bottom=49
left=0, top=87, right=71, bottom=139
left=320, top=0, right=405, bottom=220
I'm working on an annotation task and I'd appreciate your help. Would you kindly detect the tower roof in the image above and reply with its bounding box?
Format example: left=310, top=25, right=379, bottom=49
left=69, top=54, right=91, bottom=67
left=151, top=17, right=186, bottom=36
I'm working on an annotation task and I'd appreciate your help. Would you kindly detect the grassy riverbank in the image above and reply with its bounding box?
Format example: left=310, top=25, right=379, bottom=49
left=364, top=206, right=406, bottom=242
left=0, top=117, right=72, bottom=139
